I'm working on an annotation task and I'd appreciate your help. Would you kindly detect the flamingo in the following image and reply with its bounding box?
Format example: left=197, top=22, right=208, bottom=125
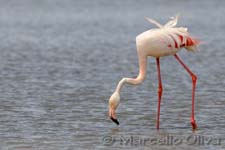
left=108, top=15, right=200, bottom=129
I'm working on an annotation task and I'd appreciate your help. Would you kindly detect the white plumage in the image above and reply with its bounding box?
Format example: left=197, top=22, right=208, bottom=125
left=137, top=15, right=199, bottom=57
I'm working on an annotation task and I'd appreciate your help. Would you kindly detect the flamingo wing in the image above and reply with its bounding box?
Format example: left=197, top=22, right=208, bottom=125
left=156, top=28, right=199, bottom=52
left=145, top=14, right=200, bottom=52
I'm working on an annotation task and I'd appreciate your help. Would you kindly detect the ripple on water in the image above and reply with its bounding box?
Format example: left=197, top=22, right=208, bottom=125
left=0, top=0, right=225, bottom=149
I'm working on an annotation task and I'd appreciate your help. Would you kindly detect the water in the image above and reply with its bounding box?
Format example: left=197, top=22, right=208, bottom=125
left=0, top=0, right=225, bottom=149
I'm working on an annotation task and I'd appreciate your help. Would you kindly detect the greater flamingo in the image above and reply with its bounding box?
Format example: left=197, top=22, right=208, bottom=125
left=108, top=15, right=200, bottom=129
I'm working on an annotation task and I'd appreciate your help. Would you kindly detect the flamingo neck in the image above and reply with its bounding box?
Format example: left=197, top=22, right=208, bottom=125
left=115, top=55, right=147, bottom=94
left=115, top=78, right=125, bottom=93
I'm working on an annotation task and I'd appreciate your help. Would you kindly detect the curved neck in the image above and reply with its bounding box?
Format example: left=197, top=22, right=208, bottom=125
left=115, top=54, right=147, bottom=93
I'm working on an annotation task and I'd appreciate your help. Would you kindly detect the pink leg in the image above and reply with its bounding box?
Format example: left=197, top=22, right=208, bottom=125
left=156, top=58, right=163, bottom=129
left=174, top=54, right=197, bottom=129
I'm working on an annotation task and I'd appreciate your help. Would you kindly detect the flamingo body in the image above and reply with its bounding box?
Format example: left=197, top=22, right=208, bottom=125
left=136, top=27, right=198, bottom=58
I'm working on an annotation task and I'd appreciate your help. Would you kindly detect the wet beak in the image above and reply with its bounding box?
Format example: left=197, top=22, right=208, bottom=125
left=109, top=108, right=119, bottom=125
left=110, top=117, right=119, bottom=125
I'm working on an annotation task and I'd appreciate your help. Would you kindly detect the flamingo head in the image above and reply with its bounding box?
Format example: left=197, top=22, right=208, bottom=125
left=108, top=92, right=120, bottom=125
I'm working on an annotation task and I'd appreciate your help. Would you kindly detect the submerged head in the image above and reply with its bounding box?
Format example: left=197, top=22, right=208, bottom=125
left=108, top=92, right=120, bottom=125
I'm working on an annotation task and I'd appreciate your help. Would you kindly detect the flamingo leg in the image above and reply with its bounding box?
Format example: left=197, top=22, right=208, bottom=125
left=156, top=58, right=163, bottom=129
left=174, top=54, right=197, bottom=129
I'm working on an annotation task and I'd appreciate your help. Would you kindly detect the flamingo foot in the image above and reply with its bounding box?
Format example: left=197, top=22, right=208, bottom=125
left=190, top=119, right=197, bottom=130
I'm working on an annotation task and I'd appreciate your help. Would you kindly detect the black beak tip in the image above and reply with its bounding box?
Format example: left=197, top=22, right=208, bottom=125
left=110, top=117, right=120, bottom=125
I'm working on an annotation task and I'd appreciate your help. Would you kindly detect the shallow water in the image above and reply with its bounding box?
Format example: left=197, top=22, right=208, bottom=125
left=0, top=0, right=225, bottom=149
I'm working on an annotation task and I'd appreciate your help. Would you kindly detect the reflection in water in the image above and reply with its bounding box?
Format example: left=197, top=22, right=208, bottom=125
left=0, top=0, right=224, bottom=149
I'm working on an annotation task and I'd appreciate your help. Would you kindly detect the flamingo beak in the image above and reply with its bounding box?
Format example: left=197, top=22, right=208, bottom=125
left=111, top=117, right=119, bottom=125
left=109, top=108, right=119, bottom=125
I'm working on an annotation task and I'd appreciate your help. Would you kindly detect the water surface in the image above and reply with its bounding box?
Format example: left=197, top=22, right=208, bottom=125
left=0, top=0, right=225, bottom=149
